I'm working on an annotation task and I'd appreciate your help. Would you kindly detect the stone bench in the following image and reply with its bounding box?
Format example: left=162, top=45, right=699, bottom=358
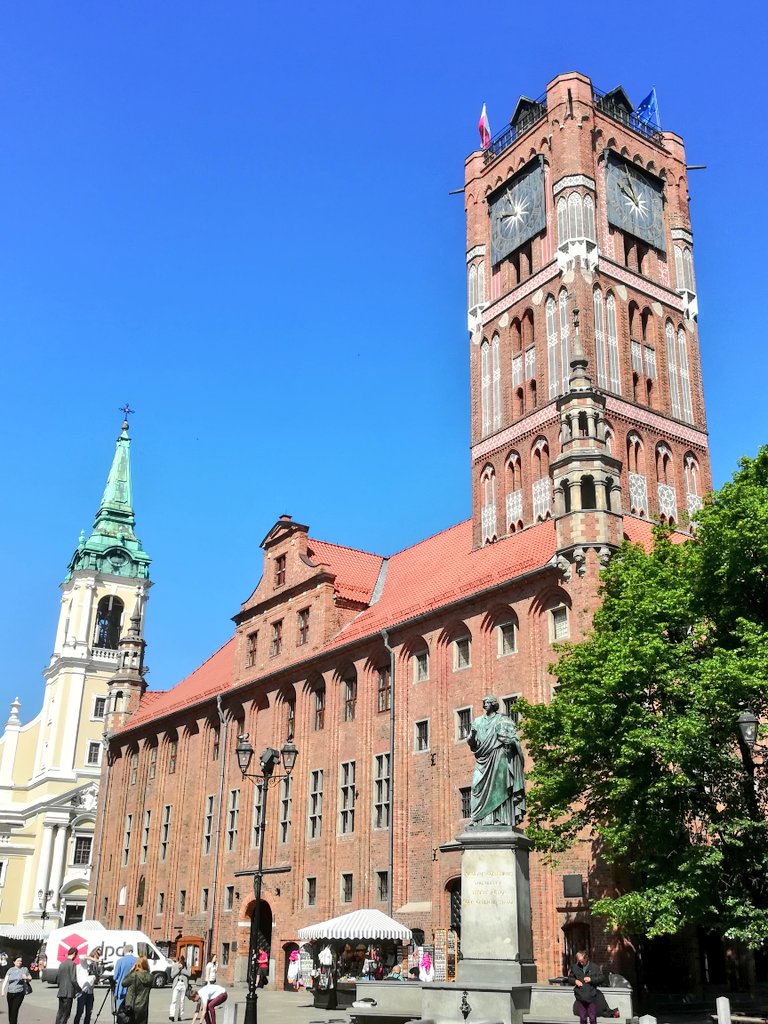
left=525, top=984, right=634, bottom=1023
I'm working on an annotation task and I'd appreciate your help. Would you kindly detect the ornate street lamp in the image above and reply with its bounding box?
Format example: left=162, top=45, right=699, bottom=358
left=737, top=709, right=759, bottom=752
left=38, top=888, right=54, bottom=931
left=235, top=734, right=298, bottom=1024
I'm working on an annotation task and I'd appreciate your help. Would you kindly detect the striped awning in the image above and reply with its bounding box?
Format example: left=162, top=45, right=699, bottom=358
left=298, top=908, right=412, bottom=942
left=0, top=924, right=48, bottom=941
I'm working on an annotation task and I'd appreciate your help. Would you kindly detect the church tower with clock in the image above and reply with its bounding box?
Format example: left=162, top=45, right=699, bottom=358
left=465, top=72, right=710, bottom=577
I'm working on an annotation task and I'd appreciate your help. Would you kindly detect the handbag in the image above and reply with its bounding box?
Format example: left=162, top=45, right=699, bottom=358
left=316, top=974, right=330, bottom=992
left=116, top=1006, right=134, bottom=1024
left=22, top=980, right=33, bottom=996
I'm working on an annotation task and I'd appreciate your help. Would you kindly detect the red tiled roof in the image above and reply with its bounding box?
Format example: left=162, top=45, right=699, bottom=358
left=126, top=637, right=236, bottom=729
left=118, top=519, right=558, bottom=735
left=305, top=539, right=384, bottom=604
left=622, top=515, right=689, bottom=547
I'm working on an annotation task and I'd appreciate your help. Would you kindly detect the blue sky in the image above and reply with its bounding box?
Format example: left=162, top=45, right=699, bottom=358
left=1, top=1, right=766, bottom=719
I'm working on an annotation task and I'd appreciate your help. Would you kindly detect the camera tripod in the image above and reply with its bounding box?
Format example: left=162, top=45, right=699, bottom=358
left=93, top=978, right=117, bottom=1024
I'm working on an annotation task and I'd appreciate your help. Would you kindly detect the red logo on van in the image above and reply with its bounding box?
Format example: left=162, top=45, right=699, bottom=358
left=57, top=934, right=89, bottom=964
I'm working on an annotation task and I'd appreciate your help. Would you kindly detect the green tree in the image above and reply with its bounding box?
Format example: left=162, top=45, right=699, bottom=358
left=520, top=448, right=768, bottom=946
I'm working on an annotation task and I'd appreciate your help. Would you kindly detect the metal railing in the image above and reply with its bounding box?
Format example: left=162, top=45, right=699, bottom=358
left=593, top=87, right=665, bottom=145
left=483, top=95, right=547, bottom=163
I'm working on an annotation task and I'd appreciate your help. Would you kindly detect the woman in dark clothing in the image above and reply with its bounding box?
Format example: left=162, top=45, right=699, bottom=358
left=569, top=951, right=619, bottom=1022
left=123, top=957, right=153, bottom=1024
left=2, top=956, right=32, bottom=1024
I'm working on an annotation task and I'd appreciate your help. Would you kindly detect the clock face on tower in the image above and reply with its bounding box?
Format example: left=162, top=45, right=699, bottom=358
left=489, top=157, right=546, bottom=265
left=605, top=153, right=666, bottom=252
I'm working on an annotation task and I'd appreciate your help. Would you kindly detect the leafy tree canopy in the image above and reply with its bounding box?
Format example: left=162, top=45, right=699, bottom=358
left=520, top=447, right=768, bottom=946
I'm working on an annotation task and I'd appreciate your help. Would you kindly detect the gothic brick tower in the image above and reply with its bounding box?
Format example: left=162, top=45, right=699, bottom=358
left=465, top=72, right=710, bottom=578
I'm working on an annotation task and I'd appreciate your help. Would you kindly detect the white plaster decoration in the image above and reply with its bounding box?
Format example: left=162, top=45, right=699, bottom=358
left=658, top=483, right=678, bottom=522
left=671, top=227, right=694, bottom=244
left=555, top=239, right=599, bottom=274
left=532, top=289, right=544, bottom=306
left=499, top=312, right=509, bottom=328
left=466, top=245, right=487, bottom=263
left=678, top=289, right=698, bottom=321
left=481, top=261, right=559, bottom=327
left=552, top=174, right=596, bottom=196
left=598, top=257, right=685, bottom=310
left=616, top=284, right=628, bottom=301
left=604, top=396, right=708, bottom=448
left=628, top=473, right=648, bottom=515
left=472, top=406, right=558, bottom=462
left=652, top=301, right=664, bottom=316
left=533, top=477, right=552, bottom=521
left=506, top=489, right=523, bottom=527
left=481, top=504, right=498, bottom=543
left=687, top=493, right=703, bottom=517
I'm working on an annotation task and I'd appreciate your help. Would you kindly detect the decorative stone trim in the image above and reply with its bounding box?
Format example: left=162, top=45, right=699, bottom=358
left=481, top=261, right=559, bottom=327
left=466, top=245, right=487, bottom=263
left=671, top=227, right=694, bottom=244
left=597, top=257, right=685, bottom=311
left=472, top=407, right=559, bottom=462
left=605, top=396, right=708, bottom=447
left=552, top=174, right=596, bottom=196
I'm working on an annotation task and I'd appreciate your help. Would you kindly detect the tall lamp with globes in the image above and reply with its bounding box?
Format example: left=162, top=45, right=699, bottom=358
left=235, top=734, right=298, bottom=1024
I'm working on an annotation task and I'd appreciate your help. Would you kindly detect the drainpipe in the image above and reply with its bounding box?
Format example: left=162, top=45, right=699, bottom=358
left=381, top=630, right=395, bottom=919
left=208, top=696, right=229, bottom=960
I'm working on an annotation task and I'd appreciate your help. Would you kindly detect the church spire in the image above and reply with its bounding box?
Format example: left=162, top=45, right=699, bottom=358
left=67, top=414, right=151, bottom=581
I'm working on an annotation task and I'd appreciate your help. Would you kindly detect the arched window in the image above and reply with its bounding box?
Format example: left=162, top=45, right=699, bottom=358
left=557, top=193, right=595, bottom=245
left=568, top=191, right=584, bottom=241
left=492, top=335, right=502, bottom=431
left=557, top=197, right=567, bottom=244
left=468, top=264, right=477, bottom=310
left=481, top=465, right=497, bottom=543
left=677, top=327, right=693, bottom=423
left=546, top=296, right=558, bottom=400
left=583, top=194, right=596, bottom=241
left=593, top=288, right=607, bottom=389
left=581, top=475, right=597, bottom=510
left=506, top=451, right=523, bottom=532
left=605, top=293, right=621, bottom=393
left=684, top=453, right=703, bottom=526
left=559, top=290, right=571, bottom=394
left=477, top=261, right=486, bottom=305
left=665, top=321, right=681, bottom=419
left=627, top=433, right=647, bottom=516
left=480, top=340, right=490, bottom=435
left=93, top=595, right=124, bottom=650
left=656, top=443, right=678, bottom=524
left=532, top=439, right=551, bottom=521
left=674, top=245, right=696, bottom=293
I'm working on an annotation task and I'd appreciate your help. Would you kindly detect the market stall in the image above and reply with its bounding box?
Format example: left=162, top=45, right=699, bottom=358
left=298, top=909, right=413, bottom=1010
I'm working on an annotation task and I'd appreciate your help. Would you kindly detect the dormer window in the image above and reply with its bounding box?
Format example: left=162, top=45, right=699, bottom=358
left=275, top=554, right=286, bottom=588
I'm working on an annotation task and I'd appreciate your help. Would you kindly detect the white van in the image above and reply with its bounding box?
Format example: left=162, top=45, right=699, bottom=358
left=40, top=920, right=172, bottom=987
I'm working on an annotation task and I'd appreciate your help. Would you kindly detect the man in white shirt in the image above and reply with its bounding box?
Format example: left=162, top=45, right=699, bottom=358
left=191, top=983, right=227, bottom=1024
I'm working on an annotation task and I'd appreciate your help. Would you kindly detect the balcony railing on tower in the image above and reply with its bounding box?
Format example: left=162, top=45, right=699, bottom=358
left=483, top=95, right=547, bottom=164
left=593, top=87, right=665, bottom=146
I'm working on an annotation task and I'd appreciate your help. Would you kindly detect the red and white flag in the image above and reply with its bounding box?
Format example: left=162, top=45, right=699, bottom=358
left=478, top=103, right=491, bottom=150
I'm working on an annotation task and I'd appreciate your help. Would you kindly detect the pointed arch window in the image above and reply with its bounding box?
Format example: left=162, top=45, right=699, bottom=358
left=532, top=439, right=551, bottom=521
left=605, top=293, right=621, bottom=393
left=546, top=296, right=558, bottom=400
left=593, top=289, right=608, bottom=389
left=627, top=433, right=647, bottom=515
left=492, top=335, right=502, bottom=431
left=480, top=340, right=491, bottom=435
left=684, top=453, right=703, bottom=523
left=656, top=443, right=678, bottom=524
left=677, top=327, right=693, bottom=423
left=506, top=451, right=523, bottom=533
left=481, top=465, right=497, bottom=544
left=468, top=264, right=478, bottom=310
left=558, top=290, right=571, bottom=394
left=665, top=321, right=681, bottom=419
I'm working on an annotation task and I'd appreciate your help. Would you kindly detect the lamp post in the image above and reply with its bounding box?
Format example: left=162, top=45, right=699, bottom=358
left=38, top=888, right=53, bottom=931
left=736, top=708, right=762, bottom=818
left=235, top=734, right=298, bottom=1024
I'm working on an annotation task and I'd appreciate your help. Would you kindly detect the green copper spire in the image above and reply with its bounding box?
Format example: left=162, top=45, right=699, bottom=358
left=67, top=417, right=151, bottom=581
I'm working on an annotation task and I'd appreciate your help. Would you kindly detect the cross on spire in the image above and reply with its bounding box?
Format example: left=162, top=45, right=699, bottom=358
left=119, top=404, right=135, bottom=422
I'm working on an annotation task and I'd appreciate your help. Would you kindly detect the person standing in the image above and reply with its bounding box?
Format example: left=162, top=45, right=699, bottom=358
left=169, top=957, right=190, bottom=1022
left=2, top=955, right=32, bottom=1024
left=286, top=950, right=300, bottom=991
left=256, top=949, right=268, bottom=988
left=204, top=956, right=217, bottom=983
left=418, top=952, right=434, bottom=983
left=73, top=956, right=95, bottom=1024
left=190, top=982, right=227, bottom=1024
left=122, top=958, right=153, bottom=1024
left=569, top=950, right=603, bottom=1024
left=55, top=948, right=81, bottom=1024
left=113, top=945, right=138, bottom=1008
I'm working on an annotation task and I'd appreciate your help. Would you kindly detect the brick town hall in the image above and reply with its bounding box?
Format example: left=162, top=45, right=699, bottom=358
left=90, top=72, right=713, bottom=992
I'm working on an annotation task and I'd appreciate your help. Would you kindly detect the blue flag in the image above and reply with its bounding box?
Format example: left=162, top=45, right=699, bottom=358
left=635, top=88, right=660, bottom=127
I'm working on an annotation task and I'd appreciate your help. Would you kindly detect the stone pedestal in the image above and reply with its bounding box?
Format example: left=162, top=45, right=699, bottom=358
left=421, top=825, right=536, bottom=1024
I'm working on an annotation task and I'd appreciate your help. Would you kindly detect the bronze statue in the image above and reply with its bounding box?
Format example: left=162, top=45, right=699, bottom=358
left=467, top=694, right=525, bottom=826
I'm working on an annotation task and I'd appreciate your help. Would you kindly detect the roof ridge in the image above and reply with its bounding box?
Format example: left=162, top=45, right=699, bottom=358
left=388, top=517, right=472, bottom=558
left=308, top=537, right=386, bottom=560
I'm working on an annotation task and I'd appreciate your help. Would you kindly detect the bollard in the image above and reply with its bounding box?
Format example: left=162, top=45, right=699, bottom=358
left=638, top=1015, right=657, bottom=1024
left=716, top=996, right=732, bottom=1024
left=223, top=1000, right=239, bottom=1024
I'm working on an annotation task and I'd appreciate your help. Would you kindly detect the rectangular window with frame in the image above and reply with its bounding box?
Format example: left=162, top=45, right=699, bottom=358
left=73, top=836, right=92, bottom=867
left=502, top=694, right=521, bottom=725
left=123, top=814, right=132, bottom=866
left=178, top=889, right=186, bottom=913
left=308, top=769, right=323, bottom=839
left=201, top=888, right=209, bottom=912
left=221, top=943, right=230, bottom=968
left=413, top=649, right=429, bottom=682
left=456, top=707, right=472, bottom=741
left=286, top=699, right=295, bottom=740
left=141, top=810, right=151, bottom=864
left=279, top=776, right=292, bottom=843
left=344, top=675, right=357, bottom=722
left=373, top=753, right=390, bottom=829
left=340, top=761, right=356, bottom=834
left=227, top=789, right=240, bottom=851
left=297, top=608, right=310, bottom=646
left=275, top=554, right=286, bottom=588
left=314, top=688, right=325, bottom=731
left=341, top=873, right=353, bottom=903
left=130, top=753, right=138, bottom=785
left=376, top=870, right=389, bottom=903
left=551, top=606, right=570, bottom=642
left=245, top=631, right=258, bottom=668
left=212, top=731, right=220, bottom=761
left=415, top=719, right=430, bottom=752
left=454, top=637, right=471, bottom=670
left=148, top=746, right=158, bottom=780
left=87, top=741, right=102, bottom=767
left=160, top=805, right=172, bottom=861
left=498, top=621, right=517, bottom=656
left=168, top=740, right=177, bottom=774
left=270, top=620, right=283, bottom=657
left=224, top=885, right=234, bottom=911
left=203, top=796, right=214, bottom=855
left=92, top=696, right=107, bottom=720
left=157, top=891, right=165, bottom=915
left=377, top=666, right=391, bottom=713
left=460, top=786, right=472, bottom=819
left=306, top=876, right=317, bottom=906
left=251, top=783, right=264, bottom=847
